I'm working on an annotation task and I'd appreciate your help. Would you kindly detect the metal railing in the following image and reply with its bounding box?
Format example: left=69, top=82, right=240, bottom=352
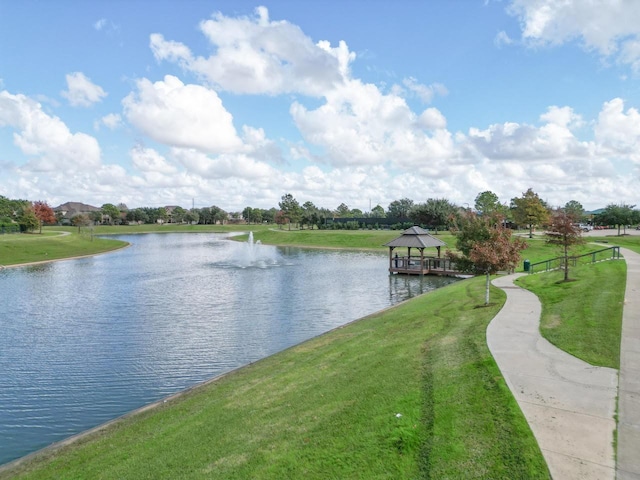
left=390, top=255, right=458, bottom=274
left=528, top=246, right=621, bottom=274
left=0, top=225, right=20, bottom=234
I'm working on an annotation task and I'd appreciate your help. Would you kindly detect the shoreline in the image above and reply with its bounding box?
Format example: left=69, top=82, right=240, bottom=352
left=0, top=242, right=131, bottom=270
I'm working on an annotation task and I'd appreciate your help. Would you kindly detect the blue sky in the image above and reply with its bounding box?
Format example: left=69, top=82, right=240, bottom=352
left=1, top=0, right=640, bottom=212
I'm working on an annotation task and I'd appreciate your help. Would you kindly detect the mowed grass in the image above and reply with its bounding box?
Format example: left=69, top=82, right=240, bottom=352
left=516, top=259, right=625, bottom=368
left=592, top=233, right=640, bottom=254
left=46, top=223, right=261, bottom=235
left=0, top=231, right=126, bottom=266
left=0, top=277, right=549, bottom=480
left=248, top=228, right=456, bottom=252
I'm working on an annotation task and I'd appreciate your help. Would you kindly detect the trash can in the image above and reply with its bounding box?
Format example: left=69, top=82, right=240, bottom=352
left=523, top=259, right=530, bottom=272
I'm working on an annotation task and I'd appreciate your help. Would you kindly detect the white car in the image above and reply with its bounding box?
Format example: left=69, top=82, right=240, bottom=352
left=578, top=224, right=593, bottom=232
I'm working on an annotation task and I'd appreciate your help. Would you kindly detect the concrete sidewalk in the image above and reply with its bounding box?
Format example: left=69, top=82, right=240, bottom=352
left=617, top=247, right=640, bottom=480
left=488, top=274, right=618, bottom=479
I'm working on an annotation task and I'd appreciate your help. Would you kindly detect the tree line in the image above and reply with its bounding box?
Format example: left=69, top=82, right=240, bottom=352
left=1, top=189, right=639, bottom=234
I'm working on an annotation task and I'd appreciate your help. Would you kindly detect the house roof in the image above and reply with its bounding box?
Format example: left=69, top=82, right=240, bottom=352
left=53, top=201, right=100, bottom=216
left=384, top=226, right=447, bottom=249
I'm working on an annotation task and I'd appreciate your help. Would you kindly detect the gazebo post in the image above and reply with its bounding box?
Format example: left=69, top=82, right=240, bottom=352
left=388, top=246, right=395, bottom=271
left=420, top=247, right=425, bottom=275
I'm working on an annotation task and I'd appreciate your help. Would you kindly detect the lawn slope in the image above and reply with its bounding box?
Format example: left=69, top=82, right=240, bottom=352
left=0, top=231, right=126, bottom=266
left=1, top=277, right=549, bottom=480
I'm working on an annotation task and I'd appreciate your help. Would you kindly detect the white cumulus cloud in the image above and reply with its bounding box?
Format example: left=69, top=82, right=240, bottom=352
left=150, top=6, right=353, bottom=96
left=507, top=0, right=640, bottom=71
left=122, top=75, right=242, bottom=153
left=595, top=97, right=640, bottom=161
left=61, top=72, right=107, bottom=107
left=291, top=79, right=456, bottom=170
left=0, top=89, right=101, bottom=172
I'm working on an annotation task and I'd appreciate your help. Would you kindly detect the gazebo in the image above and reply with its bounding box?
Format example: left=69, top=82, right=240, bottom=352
left=384, top=226, right=456, bottom=275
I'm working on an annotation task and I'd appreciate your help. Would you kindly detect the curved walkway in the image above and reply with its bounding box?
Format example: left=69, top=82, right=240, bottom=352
left=488, top=274, right=618, bottom=479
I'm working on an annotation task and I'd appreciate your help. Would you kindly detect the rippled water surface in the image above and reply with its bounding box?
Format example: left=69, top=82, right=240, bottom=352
left=0, top=233, right=458, bottom=465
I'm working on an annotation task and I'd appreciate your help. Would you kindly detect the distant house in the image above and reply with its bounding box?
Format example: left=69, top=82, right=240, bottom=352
left=165, top=205, right=179, bottom=224
left=53, top=202, right=101, bottom=224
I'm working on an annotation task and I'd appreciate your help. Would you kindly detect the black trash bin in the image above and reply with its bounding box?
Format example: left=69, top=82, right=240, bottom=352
left=523, top=259, right=530, bottom=272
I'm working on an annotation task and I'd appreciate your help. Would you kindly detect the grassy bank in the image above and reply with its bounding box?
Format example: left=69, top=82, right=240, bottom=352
left=592, top=234, right=640, bottom=254
left=0, top=277, right=549, bottom=480
left=517, top=260, right=625, bottom=368
left=0, top=231, right=127, bottom=266
left=45, top=223, right=259, bottom=235
left=244, top=228, right=456, bottom=251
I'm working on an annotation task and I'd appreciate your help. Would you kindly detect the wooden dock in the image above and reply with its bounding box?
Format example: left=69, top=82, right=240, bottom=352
left=389, top=255, right=460, bottom=276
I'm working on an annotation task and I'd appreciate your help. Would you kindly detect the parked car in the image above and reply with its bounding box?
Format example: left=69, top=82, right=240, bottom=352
left=578, top=224, right=593, bottom=232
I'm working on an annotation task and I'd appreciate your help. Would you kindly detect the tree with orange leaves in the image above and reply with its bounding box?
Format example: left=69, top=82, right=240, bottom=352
left=546, top=208, right=584, bottom=282
left=448, top=211, right=528, bottom=305
left=33, top=200, right=56, bottom=234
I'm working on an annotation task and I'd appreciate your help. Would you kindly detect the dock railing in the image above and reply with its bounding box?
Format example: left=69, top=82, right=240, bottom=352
left=390, top=255, right=459, bottom=275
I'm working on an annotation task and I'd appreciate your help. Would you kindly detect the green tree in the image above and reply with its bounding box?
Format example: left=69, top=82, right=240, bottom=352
left=371, top=204, right=385, bottom=218
left=261, top=208, right=277, bottom=224
left=279, top=193, right=301, bottom=230
left=335, top=203, right=351, bottom=217
left=546, top=209, right=585, bottom=282
left=19, top=206, right=40, bottom=232
left=101, top=203, right=121, bottom=225
left=448, top=211, right=527, bottom=305
left=157, top=207, right=169, bottom=224
left=126, top=208, right=149, bottom=224
left=595, top=203, right=638, bottom=235
left=242, top=207, right=255, bottom=224
left=474, top=191, right=506, bottom=217
left=387, top=198, right=414, bottom=219
left=0, top=195, right=30, bottom=221
left=408, top=198, right=458, bottom=231
left=185, top=209, right=199, bottom=224
left=89, top=210, right=103, bottom=225
left=71, top=213, right=91, bottom=233
left=171, top=206, right=187, bottom=224
left=563, top=200, right=585, bottom=223
left=510, top=188, right=550, bottom=238
left=301, top=201, right=317, bottom=229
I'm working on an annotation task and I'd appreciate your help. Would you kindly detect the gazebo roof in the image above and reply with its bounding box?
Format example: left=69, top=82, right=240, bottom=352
left=384, top=226, right=447, bottom=249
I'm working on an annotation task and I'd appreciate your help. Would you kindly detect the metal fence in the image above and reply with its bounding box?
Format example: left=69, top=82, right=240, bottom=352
left=0, top=225, right=20, bottom=234
left=528, top=246, right=621, bottom=274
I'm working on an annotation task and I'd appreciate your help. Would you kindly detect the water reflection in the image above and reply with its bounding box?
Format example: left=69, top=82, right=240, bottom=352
left=0, top=233, right=458, bottom=465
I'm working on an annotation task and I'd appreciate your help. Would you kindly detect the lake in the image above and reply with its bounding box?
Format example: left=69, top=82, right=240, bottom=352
left=0, top=233, right=458, bottom=465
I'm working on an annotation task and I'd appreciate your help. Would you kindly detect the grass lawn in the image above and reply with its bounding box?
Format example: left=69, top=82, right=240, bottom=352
left=46, top=223, right=259, bottom=235
left=516, top=260, right=625, bottom=368
left=590, top=233, right=640, bottom=254
left=0, top=277, right=549, bottom=480
left=245, top=227, right=456, bottom=252
left=0, top=231, right=127, bottom=266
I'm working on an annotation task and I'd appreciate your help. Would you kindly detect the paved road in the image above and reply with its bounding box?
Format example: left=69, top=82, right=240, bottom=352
left=617, top=248, right=640, bottom=480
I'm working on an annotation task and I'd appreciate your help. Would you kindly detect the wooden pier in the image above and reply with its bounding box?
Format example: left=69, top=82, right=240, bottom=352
left=389, top=255, right=460, bottom=276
